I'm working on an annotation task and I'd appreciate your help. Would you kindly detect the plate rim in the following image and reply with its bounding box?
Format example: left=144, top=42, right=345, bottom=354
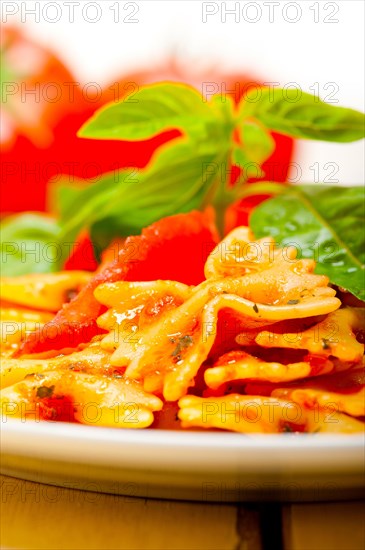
left=2, top=419, right=364, bottom=473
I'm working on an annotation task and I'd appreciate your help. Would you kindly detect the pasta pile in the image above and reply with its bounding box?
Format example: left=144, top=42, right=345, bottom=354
left=1, top=228, right=364, bottom=434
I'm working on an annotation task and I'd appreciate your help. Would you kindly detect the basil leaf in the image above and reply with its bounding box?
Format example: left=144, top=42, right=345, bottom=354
left=57, top=171, right=135, bottom=247
left=250, top=185, right=365, bottom=300
left=232, top=146, right=264, bottom=179
left=0, top=214, right=61, bottom=276
left=55, top=173, right=126, bottom=229
left=52, top=179, right=98, bottom=221
left=58, top=139, right=229, bottom=251
left=78, top=83, right=215, bottom=141
left=241, top=88, right=365, bottom=142
left=233, top=181, right=286, bottom=200
left=240, top=119, right=275, bottom=164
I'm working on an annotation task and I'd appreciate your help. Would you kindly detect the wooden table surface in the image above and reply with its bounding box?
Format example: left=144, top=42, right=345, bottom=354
left=1, top=474, right=364, bottom=550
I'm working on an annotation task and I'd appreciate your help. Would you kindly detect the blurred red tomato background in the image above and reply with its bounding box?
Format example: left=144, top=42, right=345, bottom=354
left=1, top=26, right=294, bottom=216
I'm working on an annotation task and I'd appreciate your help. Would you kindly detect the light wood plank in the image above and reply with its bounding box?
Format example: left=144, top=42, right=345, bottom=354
left=0, top=474, right=261, bottom=550
left=283, top=501, right=365, bottom=550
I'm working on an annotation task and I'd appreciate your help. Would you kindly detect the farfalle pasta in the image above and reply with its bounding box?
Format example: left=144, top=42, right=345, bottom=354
left=1, top=227, right=364, bottom=434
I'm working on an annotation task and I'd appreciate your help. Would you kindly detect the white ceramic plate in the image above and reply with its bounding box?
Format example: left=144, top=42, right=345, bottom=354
left=1, top=419, right=364, bottom=502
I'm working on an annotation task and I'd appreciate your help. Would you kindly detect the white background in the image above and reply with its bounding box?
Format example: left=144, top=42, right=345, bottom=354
left=3, top=0, right=365, bottom=184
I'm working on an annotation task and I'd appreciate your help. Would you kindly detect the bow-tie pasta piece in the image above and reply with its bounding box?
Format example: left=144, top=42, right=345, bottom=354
left=95, top=280, right=191, bottom=356
left=1, top=307, right=53, bottom=353
left=272, top=368, right=365, bottom=417
left=204, top=227, right=300, bottom=279
left=178, top=395, right=364, bottom=434
left=256, top=307, right=364, bottom=362
left=0, top=272, right=91, bottom=312
left=1, top=370, right=163, bottom=428
left=1, top=343, right=114, bottom=389
left=204, top=350, right=334, bottom=390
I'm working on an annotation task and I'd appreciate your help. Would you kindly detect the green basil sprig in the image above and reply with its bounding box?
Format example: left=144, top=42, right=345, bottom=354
left=0, top=214, right=60, bottom=276
left=78, top=82, right=230, bottom=141
left=2, top=81, right=364, bottom=277
left=240, top=87, right=365, bottom=142
left=250, top=185, right=365, bottom=300
left=57, top=139, right=229, bottom=256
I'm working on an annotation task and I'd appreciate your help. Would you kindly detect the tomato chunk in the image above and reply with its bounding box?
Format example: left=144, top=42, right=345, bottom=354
left=16, top=210, right=218, bottom=355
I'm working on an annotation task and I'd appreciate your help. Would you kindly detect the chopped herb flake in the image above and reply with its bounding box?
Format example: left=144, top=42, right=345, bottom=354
left=282, top=423, right=295, bottom=433
left=36, top=385, right=55, bottom=399
left=253, top=304, right=259, bottom=314
left=287, top=299, right=300, bottom=305
left=171, top=335, right=194, bottom=358
left=113, top=371, right=124, bottom=379
left=321, top=338, right=331, bottom=350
